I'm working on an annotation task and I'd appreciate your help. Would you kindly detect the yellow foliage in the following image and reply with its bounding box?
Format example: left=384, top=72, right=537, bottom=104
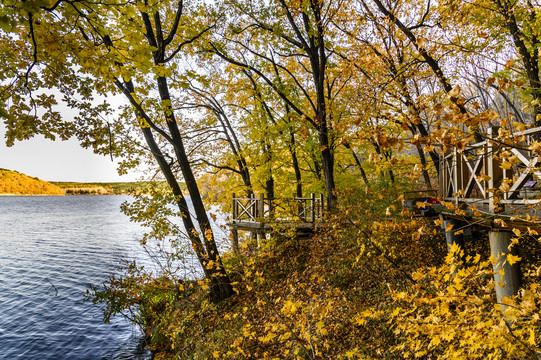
left=0, top=169, right=65, bottom=195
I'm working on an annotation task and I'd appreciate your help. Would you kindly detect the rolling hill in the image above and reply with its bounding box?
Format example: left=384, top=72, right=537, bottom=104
left=0, top=169, right=65, bottom=195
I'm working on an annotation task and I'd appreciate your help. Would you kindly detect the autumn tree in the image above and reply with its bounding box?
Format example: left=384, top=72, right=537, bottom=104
left=0, top=0, right=233, bottom=301
left=445, top=0, right=541, bottom=127
left=207, top=0, right=353, bottom=210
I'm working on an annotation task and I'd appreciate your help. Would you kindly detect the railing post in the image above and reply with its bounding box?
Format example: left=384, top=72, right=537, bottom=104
left=487, top=127, right=495, bottom=214
left=310, top=193, right=315, bottom=223
left=259, top=193, right=265, bottom=221
left=439, top=155, right=444, bottom=198
left=487, top=127, right=504, bottom=214
left=295, top=192, right=301, bottom=219
left=453, top=148, right=458, bottom=205
left=232, top=193, right=237, bottom=222
left=250, top=193, right=256, bottom=221
left=319, top=194, right=324, bottom=220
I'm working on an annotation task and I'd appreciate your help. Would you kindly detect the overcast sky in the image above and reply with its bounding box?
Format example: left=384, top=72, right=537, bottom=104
left=0, top=124, right=141, bottom=182
left=0, top=91, right=146, bottom=182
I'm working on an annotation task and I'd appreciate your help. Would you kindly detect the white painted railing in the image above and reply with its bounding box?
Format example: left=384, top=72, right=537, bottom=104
left=439, top=126, right=541, bottom=210
left=231, top=193, right=324, bottom=224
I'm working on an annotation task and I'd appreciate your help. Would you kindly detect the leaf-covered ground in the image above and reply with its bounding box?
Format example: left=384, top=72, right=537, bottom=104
left=93, top=184, right=541, bottom=359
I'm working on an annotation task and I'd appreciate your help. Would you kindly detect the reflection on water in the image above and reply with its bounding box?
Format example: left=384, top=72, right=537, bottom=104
left=0, top=195, right=153, bottom=360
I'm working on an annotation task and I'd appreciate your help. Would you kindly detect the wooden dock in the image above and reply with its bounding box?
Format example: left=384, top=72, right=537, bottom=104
left=226, top=127, right=541, bottom=301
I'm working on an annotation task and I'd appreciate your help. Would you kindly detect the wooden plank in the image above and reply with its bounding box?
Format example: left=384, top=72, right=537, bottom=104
left=500, top=199, right=541, bottom=205
left=463, top=154, right=486, bottom=198
left=310, top=193, right=315, bottom=223
left=228, top=221, right=317, bottom=232
left=512, top=126, right=541, bottom=137
left=507, top=170, right=532, bottom=198
left=510, top=147, right=532, bottom=166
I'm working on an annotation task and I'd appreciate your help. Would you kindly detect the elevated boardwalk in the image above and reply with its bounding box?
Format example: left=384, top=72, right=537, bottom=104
left=437, top=126, right=541, bottom=303
left=229, top=193, right=324, bottom=233
left=225, top=127, right=541, bottom=302
left=438, top=126, right=541, bottom=227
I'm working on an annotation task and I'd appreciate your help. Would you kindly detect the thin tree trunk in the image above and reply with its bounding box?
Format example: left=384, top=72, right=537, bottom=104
left=343, top=141, right=368, bottom=184
left=290, top=131, right=303, bottom=197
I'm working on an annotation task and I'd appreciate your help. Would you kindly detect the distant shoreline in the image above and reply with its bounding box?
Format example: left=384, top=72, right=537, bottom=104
left=0, top=193, right=64, bottom=197
left=1, top=169, right=188, bottom=196
left=0, top=193, right=132, bottom=196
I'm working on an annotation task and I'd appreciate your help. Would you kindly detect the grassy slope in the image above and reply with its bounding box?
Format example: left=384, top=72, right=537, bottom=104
left=0, top=169, right=65, bottom=195
left=89, top=182, right=541, bottom=359
left=51, top=181, right=183, bottom=195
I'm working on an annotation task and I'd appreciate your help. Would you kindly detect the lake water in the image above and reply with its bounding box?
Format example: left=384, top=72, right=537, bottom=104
left=0, top=195, right=161, bottom=359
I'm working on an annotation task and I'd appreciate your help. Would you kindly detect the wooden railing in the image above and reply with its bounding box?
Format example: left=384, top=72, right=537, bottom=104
left=231, top=193, right=324, bottom=224
left=439, top=126, right=541, bottom=209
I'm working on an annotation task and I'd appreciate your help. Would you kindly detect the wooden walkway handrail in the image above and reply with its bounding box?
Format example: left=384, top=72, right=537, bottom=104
left=438, top=126, right=541, bottom=213
left=231, top=193, right=324, bottom=225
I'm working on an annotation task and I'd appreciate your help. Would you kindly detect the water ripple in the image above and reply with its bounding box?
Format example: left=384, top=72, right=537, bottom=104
left=0, top=196, right=153, bottom=360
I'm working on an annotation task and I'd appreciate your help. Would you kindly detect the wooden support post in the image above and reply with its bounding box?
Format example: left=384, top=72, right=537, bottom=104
left=250, top=193, right=255, bottom=221
left=310, top=193, right=315, bottom=223
left=489, top=229, right=522, bottom=303
left=487, top=127, right=495, bottom=214
left=250, top=193, right=256, bottom=241
left=439, top=156, right=444, bottom=198
left=231, top=228, right=239, bottom=254
left=443, top=217, right=465, bottom=273
left=257, top=231, right=263, bottom=247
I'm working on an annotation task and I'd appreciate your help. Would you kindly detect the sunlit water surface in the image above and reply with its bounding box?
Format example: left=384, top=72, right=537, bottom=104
left=0, top=195, right=158, bottom=360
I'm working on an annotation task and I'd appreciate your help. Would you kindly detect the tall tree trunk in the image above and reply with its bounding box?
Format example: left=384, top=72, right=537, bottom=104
left=290, top=131, right=303, bottom=197
left=263, top=143, right=274, bottom=199
left=121, top=79, right=229, bottom=297
left=372, top=142, right=386, bottom=179
left=141, top=8, right=232, bottom=301
left=492, top=0, right=541, bottom=126
left=155, top=75, right=233, bottom=302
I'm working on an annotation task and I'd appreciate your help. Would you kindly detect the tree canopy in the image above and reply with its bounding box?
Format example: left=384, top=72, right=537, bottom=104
left=3, top=0, right=541, bottom=358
